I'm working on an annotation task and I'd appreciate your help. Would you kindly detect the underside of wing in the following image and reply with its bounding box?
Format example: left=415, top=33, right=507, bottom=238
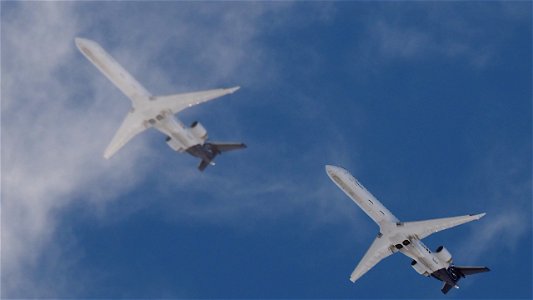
left=152, top=86, right=240, bottom=114
left=399, top=213, right=486, bottom=240
left=104, top=111, right=147, bottom=159
left=350, top=234, right=395, bottom=283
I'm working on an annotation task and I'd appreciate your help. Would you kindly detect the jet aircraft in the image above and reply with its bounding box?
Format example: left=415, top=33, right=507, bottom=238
left=325, top=165, right=489, bottom=294
left=75, top=37, right=246, bottom=171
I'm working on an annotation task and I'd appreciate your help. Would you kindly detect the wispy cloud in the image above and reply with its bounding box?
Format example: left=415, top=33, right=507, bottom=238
left=1, top=2, right=155, bottom=295
left=352, top=2, right=529, bottom=70
left=1, top=2, right=346, bottom=297
left=458, top=143, right=532, bottom=264
left=3, top=2, right=528, bottom=297
left=460, top=210, right=529, bottom=263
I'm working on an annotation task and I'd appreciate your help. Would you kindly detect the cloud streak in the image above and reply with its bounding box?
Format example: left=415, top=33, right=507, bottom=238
left=1, top=2, right=345, bottom=297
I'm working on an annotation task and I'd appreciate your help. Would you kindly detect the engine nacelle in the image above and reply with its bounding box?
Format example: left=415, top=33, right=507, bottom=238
left=411, top=259, right=430, bottom=276
left=435, top=246, right=453, bottom=266
left=165, top=136, right=183, bottom=151
left=190, top=121, right=208, bottom=141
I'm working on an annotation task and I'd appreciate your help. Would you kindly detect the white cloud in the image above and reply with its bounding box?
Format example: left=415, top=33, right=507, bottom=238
left=460, top=209, right=529, bottom=263
left=457, top=143, right=532, bottom=264
left=1, top=2, right=154, bottom=295
left=352, top=2, right=527, bottom=70
left=1, top=2, right=347, bottom=297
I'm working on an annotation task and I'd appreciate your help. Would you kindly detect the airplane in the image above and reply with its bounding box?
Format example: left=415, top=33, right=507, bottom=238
left=75, top=37, right=246, bottom=171
left=325, top=165, right=490, bottom=294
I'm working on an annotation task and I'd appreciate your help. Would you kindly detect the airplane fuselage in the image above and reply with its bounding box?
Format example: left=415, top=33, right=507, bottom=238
left=149, top=111, right=205, bottom=151
left=133, top=105, right=220, bottom=166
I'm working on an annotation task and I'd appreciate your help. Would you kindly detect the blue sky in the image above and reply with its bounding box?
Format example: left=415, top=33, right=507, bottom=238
left=1, top=1, right=531, bottom=299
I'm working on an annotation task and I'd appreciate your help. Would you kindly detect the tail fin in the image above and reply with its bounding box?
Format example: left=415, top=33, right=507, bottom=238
left=440, top=266, right=490, bottom=294
left=196, top=142, right=246, bottom=171
left=441, top=283, right=455, bottom=294
left=455, top=266, right=491, bottom=276
left=198, top=160, right=211, bottom=171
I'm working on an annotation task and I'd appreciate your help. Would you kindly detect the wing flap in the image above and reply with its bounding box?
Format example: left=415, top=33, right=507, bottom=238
left=399, top=213, right=486, bottom=240
left=152, top=86, right=240, bottom=114
left=104, top=111, right=147, bottom=159
left=350, top=234, right=395, bottom=283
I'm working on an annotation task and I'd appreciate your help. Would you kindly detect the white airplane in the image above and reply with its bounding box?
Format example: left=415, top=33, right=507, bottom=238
left=75, top=37, right=246, bottom=171
left=325, top=165, right=489, bottom=294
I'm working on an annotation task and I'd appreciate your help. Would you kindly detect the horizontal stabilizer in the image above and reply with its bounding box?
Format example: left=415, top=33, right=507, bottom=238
left=210, top=142, right=247, bottom=153
left=455, top=266, right=490, bottom=276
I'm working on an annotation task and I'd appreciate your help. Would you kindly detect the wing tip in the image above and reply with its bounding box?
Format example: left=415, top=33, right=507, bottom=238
left=226, top=86, right=240, bottom=94
left=471, top=212, right=486, bottom=219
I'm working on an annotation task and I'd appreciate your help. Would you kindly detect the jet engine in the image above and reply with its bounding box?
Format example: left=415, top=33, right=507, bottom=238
left=190, top=121, right=208, bottom=141
left=435, top=246, right=453, bottom=266
left=165, top=136, right=182, bottom=151
left=411, top=260, right=430, bottom=276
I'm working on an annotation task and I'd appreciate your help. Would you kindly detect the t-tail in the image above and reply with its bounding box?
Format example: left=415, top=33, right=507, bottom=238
left=437, top=265, right=491, bottom=294
left=195, top=142, right=247, bottom=171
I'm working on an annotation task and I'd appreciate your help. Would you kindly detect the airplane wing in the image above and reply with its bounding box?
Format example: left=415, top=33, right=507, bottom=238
left=75, top=37, right=151, bottom=108
left=350, top=234, right=395, bottom=283
left=104, top=111, right=147, bottom=159
left=400, top=213, right=486, bottom=240
left=152, top=87, right=240, bottom=114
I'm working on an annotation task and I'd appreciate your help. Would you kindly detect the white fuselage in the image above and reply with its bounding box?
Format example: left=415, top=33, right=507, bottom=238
left=326, top=166, right=449, bottom=276
left=142, top=109, right=204, bottom=152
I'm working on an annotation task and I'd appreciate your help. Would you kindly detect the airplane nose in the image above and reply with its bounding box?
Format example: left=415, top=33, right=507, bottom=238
left=75, top=37, right=88, bottom=47
left=325, top=165, right=341, bottom=176
left=75, top=37, right=98, bottom=52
